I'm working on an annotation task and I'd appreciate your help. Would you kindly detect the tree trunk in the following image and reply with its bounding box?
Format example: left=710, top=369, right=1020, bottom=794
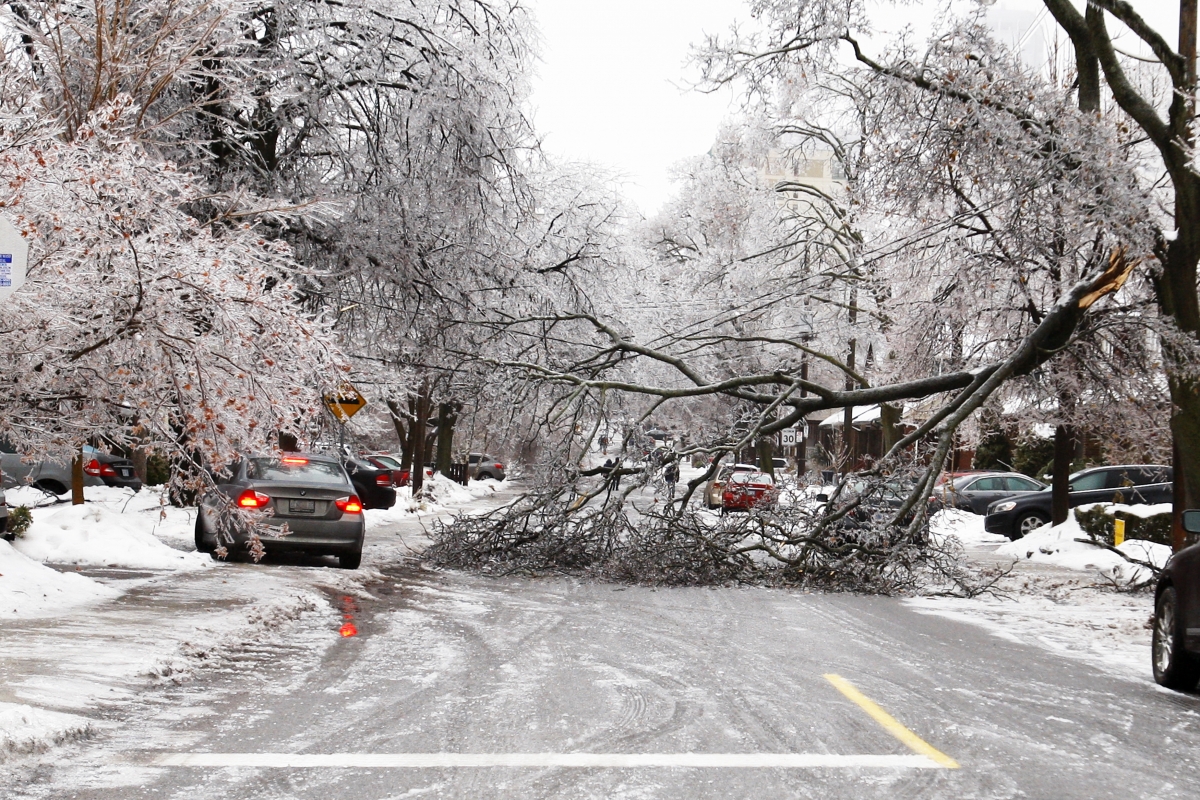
left=436, top=401, right=458, bottom=477
left=386, top=399, right=411, bottom=468
left=880, top=403, right=902, bottom=455
left=758, top=437, right=774, bottom=478
left=132, top=446, right=148, bottom=483
left=1051, top=424, right=1075, bottom=525
left=411, top=380, right=431, bottom=496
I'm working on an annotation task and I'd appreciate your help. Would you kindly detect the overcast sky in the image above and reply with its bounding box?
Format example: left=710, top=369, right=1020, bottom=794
left=526, top=1, right=1174, bottom=217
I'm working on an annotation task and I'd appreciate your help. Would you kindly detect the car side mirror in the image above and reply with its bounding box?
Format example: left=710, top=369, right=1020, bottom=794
left=1183, top=509, right=1200, bottom=534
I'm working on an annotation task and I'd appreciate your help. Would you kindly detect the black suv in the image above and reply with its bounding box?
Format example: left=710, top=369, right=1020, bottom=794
left=984, top=464, right=1171, bottom=539
left=1153, top=510, right=1200, bottom=690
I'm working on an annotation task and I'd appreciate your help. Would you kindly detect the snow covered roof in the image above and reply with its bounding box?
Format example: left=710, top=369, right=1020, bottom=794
left=819, top=405, right=882, bottom=427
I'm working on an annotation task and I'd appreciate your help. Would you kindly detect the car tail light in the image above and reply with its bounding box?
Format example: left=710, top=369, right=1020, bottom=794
left=281, top=456, right=309, bottom=465
left=375, top=473, right=392, bottom=486
left=237, top=490, right=271, bottom=509
left=335, top=496, right=363, bottom=514
left=494, top=463, right=504, bottom=470
left=84, top=459, right=118, bottom=478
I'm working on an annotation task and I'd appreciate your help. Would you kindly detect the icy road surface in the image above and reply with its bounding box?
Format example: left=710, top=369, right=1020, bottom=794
left=7, top=566, right=1200, bottom=799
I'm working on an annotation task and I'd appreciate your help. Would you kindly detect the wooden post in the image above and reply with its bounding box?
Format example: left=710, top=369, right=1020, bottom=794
left=71, top=448, right=85, bottom=505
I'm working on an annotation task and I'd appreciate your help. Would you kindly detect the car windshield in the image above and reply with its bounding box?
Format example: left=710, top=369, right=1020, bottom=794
left=247, top=457, right=347, bottom=485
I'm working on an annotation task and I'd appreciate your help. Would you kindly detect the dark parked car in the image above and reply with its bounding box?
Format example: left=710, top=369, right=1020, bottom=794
left=195, top=454, right=365, bottom=569
left=80, top=445, right=143, bottom=491
left=344, top=457, right=397, bottom=510
left=0, top=443, right=141, bottom=493
left=468, top=453, right=506, bottom=481
left=933, top=472, right=1045, bottom=515
left=1153, top=509, right=1200, bottom=690
left=984, top=464, right=1172, bottom=539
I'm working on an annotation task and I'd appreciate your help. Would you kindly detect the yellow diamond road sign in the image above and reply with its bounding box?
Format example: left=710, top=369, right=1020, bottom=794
left=324, top=384, right=367, bottom=423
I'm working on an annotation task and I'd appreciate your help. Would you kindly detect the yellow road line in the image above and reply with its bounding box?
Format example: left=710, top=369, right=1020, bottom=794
left=823, top=673, right=960, bottom=769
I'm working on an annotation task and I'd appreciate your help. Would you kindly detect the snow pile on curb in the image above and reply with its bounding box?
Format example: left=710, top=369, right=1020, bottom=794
left=0, top=540, right=118, bottom=618
left=0, top=703, right=93, bottom=757
left=929, top=509, right=1008, bottom=547
left=994, top=514, right=1170, bottom=583
left=365, top=475, right=504, bottom=524
left=15, top=503, right=210, bottom=571
left=1078, top=501, right=1172, bottom=519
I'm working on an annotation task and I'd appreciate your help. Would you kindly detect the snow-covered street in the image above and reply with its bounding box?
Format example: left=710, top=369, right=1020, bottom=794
left=1, top=484, right=1198, bottom=799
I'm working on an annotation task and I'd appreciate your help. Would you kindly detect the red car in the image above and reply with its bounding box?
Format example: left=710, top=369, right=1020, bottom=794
left=722, top=471, right=778, bottom=513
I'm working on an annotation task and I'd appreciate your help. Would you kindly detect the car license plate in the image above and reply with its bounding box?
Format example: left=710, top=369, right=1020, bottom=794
left=118, top=468, right=132, bottom=477
left=289, top=499, right=316, bottom=514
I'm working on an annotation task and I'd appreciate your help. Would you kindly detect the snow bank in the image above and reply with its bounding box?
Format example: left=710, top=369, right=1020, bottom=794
left=365, top=475, right=504, bottom=525
left=995, top=515, right=1170, bottom=583
left=0, top=702, right=93, bottom=756
left=929, top=508, right=1008, bottom=547
left=15, top=503, right=210, bottom=571
left=0, top=539, right=118, bottom=618
left=1077, top=501, right=1171, bottom=519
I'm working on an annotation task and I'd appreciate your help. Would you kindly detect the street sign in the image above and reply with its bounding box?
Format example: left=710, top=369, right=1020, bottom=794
left=323, top=384, right=368, bottom=423
left=780, top=428, right=799, bottom=446
left=0, top=215, right=29, bottom=302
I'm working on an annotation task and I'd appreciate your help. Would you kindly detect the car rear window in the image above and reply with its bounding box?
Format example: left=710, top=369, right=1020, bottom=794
left=247, top=458, right=347, bottom=485
left=730, top=472, right=774, bottom=484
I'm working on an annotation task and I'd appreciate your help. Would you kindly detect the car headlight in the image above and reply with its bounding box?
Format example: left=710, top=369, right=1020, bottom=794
left=992, top=501, right=1017, bottom=513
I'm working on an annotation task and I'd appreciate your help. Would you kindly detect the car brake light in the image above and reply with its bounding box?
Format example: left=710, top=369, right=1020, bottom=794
left=100, top=463, right=117, bottom=477
left=237, top=490, right=271, bottom=509
left=375, top=474, right=392, bottom=486
left=335, top=496, right=363, bottom=514
left=83, top=459, right=102, bottom=476
left=494, top=463, right=503, bottom=470
left=281, top=456, right=309, bottom=465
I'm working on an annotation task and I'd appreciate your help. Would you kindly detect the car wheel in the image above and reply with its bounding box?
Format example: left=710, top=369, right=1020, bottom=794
left=338, top=548, right=362, bottom=570
left=194, top=516, right=214, bottom=554
left=34, top=479, right=67, bottom=496
left=1014, top=511, right=1049, bottom=539
left=1153, top=586, right=1200, bottom=690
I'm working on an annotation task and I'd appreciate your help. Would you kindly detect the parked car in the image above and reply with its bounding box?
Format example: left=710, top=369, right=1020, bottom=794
left=0, top=482, right=8, bottom=533
left=984, top=464, right=1172, bottom=540
left=195, top=454, right=365, bottom=569
left=933, top=472, right=1046, bottom=515
left=722, top=471, right=778, bottom=513
left=80, top=445, right=142, bottom=491
left=468, top=453, right=506, bottom=481
left=343, top=457, right=397, bottom=510
left=1152, top=509, right=1200, bottom=690
left=364, top=454, right=406, bottom=487
left=0, top=443, right=141, bottom=494
left=703, top=463, right=758, bottom=509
